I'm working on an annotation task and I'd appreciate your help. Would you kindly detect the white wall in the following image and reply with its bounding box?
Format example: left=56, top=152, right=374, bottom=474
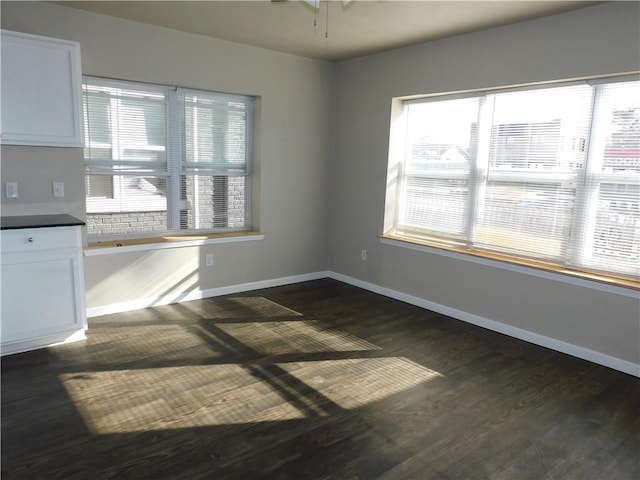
left=1, top=1, right=334, bottom=309
left=328, top=2, right=640, bottom=369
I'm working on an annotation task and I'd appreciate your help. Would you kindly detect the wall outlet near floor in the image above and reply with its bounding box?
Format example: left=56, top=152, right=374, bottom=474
left=5, top=182, right=18, bottom=198
left=205, top=254, right=214, bottom=267
left=360, top=249, right=368, bottom=261
left=52, top=181, right=65, bottom=198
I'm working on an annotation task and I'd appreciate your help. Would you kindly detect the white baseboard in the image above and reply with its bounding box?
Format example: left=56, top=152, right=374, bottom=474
left=327, top=272, right=640, bottom=378
left=86, top=269, right=639, bottom=378
left=87, top=271, right=330, bottom=317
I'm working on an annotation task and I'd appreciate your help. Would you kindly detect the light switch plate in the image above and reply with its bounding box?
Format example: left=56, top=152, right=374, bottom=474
left=5, top=182, right=18, bottom=198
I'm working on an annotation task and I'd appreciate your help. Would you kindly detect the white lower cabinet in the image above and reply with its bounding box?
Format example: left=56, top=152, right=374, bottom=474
left=1, top=225, right=87, bottom=355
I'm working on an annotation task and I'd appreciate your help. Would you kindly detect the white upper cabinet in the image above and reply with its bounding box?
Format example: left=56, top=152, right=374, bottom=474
left=1, top=30, right=83, bottom=147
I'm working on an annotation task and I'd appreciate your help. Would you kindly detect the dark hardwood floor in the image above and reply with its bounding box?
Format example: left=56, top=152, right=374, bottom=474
left=2, top=278, right=639, bottom=479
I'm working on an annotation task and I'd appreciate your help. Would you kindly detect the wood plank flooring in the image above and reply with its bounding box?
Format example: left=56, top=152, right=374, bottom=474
left=2, top=278, right=639, bottom=479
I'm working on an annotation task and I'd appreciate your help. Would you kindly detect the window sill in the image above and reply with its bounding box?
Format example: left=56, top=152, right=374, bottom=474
left=380, top=234, right=639, bottom=297
left=84, top=231, right=266, bottom=256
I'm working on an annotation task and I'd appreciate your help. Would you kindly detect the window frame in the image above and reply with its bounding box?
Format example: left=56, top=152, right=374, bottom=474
left=385, top=74, right=640, bottom=285
left=82, top=76, right=254, bottom=242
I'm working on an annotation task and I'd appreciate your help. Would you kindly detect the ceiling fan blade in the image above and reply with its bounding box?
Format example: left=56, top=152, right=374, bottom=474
left=304, top=0, right=321, bottom=8
left=342, top=0, right=352, bottom=5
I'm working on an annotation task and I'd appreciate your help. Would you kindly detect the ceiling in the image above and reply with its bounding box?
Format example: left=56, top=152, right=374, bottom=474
left=53, top=1, right=602, bottom=62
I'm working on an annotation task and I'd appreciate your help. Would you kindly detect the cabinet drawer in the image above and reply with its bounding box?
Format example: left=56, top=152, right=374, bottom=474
left=1, top=226, right=80, bottom=253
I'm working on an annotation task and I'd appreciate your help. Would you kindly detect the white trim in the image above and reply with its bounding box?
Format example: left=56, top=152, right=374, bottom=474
left=327, top=271, right=640, bottom=378
left=84, top=233, right=266, bottom=256
left=85, top=267, right=639, bottom=377
left=1, top=328, right=86, bottom=356
left=86, top=271, right=329, bottom=317
left=380, top=237, right=639, bottom=299
left=401, top=72, right=640, bottom=104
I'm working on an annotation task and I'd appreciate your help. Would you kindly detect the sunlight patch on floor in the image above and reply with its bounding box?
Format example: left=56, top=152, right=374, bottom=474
left=60, top=364, right=308, bottom=434
left=278, top=357, right=442, bottom=409
left=53, top=324, right=224, bottom=364
left=216, top=321, right=380, bottom=354
left=178, top=296, right=304, bottom=319
left=60, top=357, right=441, bottom=434
left=227, top=297, right=304, bottom=317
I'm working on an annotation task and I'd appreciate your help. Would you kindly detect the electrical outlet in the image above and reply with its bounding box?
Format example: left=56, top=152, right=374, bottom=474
left=205, top=254, right=214, bottom=267
left=360, top=249, right=368, bottom=261
left=5, top=182, right=18, bottom=198
left=52, top=181, right=65, bottom=198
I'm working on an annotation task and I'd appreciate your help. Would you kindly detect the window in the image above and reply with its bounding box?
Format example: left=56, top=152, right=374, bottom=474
left=83, top=77, right=253, bottom=241
left=386, top=77, right=640, bottom=281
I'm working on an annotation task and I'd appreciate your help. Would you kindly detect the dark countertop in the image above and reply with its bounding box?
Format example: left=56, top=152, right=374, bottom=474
left=1, top=214, right=85, bottom=230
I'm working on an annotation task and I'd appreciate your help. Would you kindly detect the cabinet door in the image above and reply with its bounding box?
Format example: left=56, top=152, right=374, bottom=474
left=1, top=250, right=83, bottom=343
left=1, top=30, right=83, bottom=147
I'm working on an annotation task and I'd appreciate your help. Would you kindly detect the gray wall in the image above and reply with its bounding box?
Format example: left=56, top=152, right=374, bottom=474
left=1, top=1, right=638, bottom=368
left=1, top=145, right=86, bottom=220
left=1, top=1, right=333, bottom=308
left=328, top=2, right=640, bottom=366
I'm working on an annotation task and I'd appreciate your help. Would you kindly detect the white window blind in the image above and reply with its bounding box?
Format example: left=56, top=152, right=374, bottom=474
left=475, top=85, right=593, bottom=262
left=83, top=77, right=253, bottom=241
left=181, top=90, right=250, bottom=230
left=569, top=81, right=640, bottom=276
left=390, top=77, right=640, bottom=280
left=401, top=97, right=478, bottom=240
